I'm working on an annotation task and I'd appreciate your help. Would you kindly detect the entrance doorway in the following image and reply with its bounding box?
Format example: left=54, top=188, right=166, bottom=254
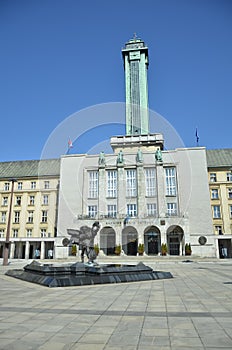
left=122, top=226, right=138, bottom=255
left=100, top=227, right=116, bottom=255
left=218, top=239, right=232, bottom=258
left=169, top=236, right=180, bottom=255
left=167, top=225, right=184, bottom=256
left=144, top=226, right=161, bottom=255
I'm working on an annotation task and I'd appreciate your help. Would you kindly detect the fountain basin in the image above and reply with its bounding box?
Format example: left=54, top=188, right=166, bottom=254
left=6, top=260, right=173, bottom=288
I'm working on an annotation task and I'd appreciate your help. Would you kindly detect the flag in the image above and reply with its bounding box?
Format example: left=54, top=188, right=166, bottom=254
left=124, top=215, right=130, bottom=226
left=195, top=128, right=199, bottom=145
left=68, top=138, right=73, bottom=149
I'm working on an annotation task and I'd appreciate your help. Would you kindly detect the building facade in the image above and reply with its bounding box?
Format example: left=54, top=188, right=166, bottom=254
left=207, top=149, right=232, bottom=258
left=0, top=159, right=60, bottom=259
left=56, top=145, right=216, bottom=258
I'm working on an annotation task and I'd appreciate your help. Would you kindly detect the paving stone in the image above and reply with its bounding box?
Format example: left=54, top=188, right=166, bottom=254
left=0, top=258, right=232, bottom=350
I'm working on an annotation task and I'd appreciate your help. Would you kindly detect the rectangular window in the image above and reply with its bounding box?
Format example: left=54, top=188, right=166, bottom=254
left=147, top=203, right=157, bottom=216
left=107, top=204, right=117, bottom=218
left=4, top=183, right=10, bottom=191
left=227, top=172, right=232, bottom=182
left=27, top=229, right=32, bottom=238
left=167, top=203, right=177, bottom=216
left=211, top=189, right=219, bottom=199
left=0, top=229, right=5, bottom=238
left=126, top=169, right=137, bottom=197
left=230, top=205, right=232, bottom=218
left=215, top=225, right=223, bottom=235
left=41, top=210, right=48, bottom=223
left=13, top=229, right=18, bottom=238
left=127, top=204, right=137, bottom=217
left=43, top=195, right=49, bottom=205
left=15, top=196, right=21, bottom=206
left=41, top=229, right=46, bottom=238
left=1, top=212, right=6, bottom=223
left=228, top=188, right=232, bottom=199
left=88, top=171, right=98, bottom=198
left=88, top=205, right=97, bottom=218
left=29, top=196, right=35, bottom=205
left=28, top=211, right=34, bottom=223
left=44, top=181, right=50, bottom=189
left=165, top=168, right=177, bottom=196
left=107, top=170, right=117, bottom=197
left=31, top=181, right=36, bottom=189
left=2, top=197, right=8, bottom=206
left=17, top=182, right=23, bottom=190
left=210, top=173, right=217, bottom=182
left=213, top=205, right=221, bottom=218
left=145, top=168, right=156, bottom=197
left=14, top=211, right=20, bottom=223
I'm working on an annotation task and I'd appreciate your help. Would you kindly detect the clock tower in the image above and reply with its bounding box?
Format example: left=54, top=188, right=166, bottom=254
left=122, top=35, right=149, bottom=135
left=110, top=36, right=164, bottom=153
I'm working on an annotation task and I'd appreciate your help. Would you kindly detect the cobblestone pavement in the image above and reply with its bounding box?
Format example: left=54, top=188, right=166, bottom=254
left=0, top=257, right=232, bottom=350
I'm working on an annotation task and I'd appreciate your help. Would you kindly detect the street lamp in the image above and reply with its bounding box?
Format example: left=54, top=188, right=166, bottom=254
left=3, top=179, right=17, bottom=266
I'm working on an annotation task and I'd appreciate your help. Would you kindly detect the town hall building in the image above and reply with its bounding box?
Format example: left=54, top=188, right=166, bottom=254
left=56, top=37, right=217, bottom=258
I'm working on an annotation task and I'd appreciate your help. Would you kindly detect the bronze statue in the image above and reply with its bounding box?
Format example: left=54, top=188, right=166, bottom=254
left=155, top=149, right=163, bottom=162
left=98, top=151, right=105, bottom=165
left=136, top=148, right=143, bottom=163
left=117, top=150, right=124, bottom=164
left=66, top=221, right=101, bottom=264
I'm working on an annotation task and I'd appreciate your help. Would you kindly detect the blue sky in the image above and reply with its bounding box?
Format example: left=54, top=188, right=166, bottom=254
left=1, top=0, right=232, bottom=161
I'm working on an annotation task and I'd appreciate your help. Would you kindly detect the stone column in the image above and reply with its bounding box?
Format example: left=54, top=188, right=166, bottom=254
left=117, top=165, right=126, bottom=216
left=138, top=225, right=144, bottom=245
left=137, top=163, right=146, bottom=218
left=116, top=225, right=122, bottom=247
left=41, top=241, right=45, bottom=259
left=25, top=241, right=30, bottom=259
left=160, top=227, right=167, bottom=244
left=18, top=242, right=23, bottom=259
left=10, top=241, right=15, bottom=259
left=179, top=242, right=183, bottom=256
left=156, top=163, right=165, bottom=217
left=98, top=166, right=106, bottom=217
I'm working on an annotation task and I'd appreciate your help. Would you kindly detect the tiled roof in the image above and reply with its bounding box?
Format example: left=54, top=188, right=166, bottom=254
left=206, top=149, right=232, bottom=168
left=0, top=159, right=60, bottom=179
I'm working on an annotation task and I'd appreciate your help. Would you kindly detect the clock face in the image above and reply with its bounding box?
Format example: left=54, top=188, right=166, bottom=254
left=129, top=51, right=140, bottom=60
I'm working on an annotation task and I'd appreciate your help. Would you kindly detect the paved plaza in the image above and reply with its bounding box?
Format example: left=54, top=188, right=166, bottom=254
left=0, top=257, right=232, bottom=350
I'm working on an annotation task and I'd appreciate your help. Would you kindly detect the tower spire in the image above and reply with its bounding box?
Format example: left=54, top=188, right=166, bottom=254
left=122, top=36, right=149, bottom=135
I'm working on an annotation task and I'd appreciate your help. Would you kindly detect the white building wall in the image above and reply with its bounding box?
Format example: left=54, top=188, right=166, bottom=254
left=56, top=147, right=216, bottom=258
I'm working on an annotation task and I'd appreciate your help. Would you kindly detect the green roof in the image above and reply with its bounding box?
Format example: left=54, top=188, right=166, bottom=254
left=0, top=159, right=60, bottom=179
left=206, top=149, right=232, bottom=168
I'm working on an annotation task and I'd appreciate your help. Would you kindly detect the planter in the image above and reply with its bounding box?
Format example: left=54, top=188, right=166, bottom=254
left=71, top=244, right=77, bottom=256
left=94, top=244, right=100, bottom=256
left=115, top=245, right=122, bottom=256
left=138, top=243, right=144, bottom=256
left=185, top=243, right=192, bottom=256
left=161, top=243, right=167, bottom=256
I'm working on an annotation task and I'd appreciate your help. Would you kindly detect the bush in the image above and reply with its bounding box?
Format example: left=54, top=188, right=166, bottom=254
left=185, top=243, right=192, bottom=256
left=71, top=244, right=77, bottom=256
left=161, top=243, right=167, bottom=256
left=138, top=243, right=144, bottom=255
left=94, top=244, right=100, bottom=255
left=115, top=244, right=121, bottom=255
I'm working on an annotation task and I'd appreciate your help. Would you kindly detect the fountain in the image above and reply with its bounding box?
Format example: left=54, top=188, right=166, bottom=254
left=6, top=222, right=173, bottom=287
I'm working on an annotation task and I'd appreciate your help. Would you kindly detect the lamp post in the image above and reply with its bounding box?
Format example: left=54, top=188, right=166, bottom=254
left=3, top=179, right=16, bottom=266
